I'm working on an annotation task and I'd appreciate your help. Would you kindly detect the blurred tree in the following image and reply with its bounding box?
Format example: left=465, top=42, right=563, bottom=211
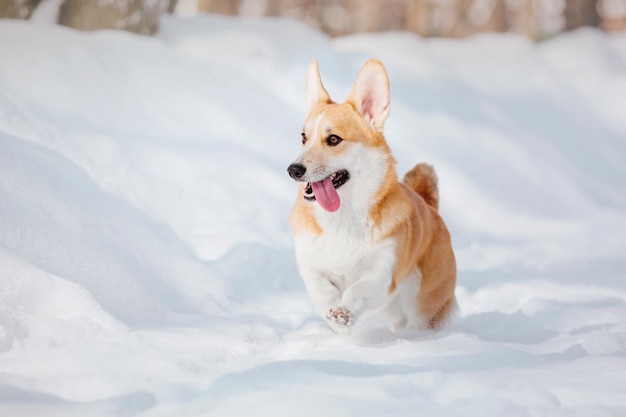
left=264, top=0, right=282, bottom=16
left=168, top=0, right=178, bottom=14
left=0, top=0, right=42, bottom=19
left=565, top=0, right=599, bottom=30
left=405, top=0, right=428, bottom=36
left=57, top=0, right=174, bottom=35
left=507, top=0, right=537, bottom=38
left=455, top=0, right=507, bottom=36
left=32, top=0, right=622, bottom=38
left=598, top=0, right=626, bottom=31
left=418, top=0, right=459, bottom=37
left=198, top=0, right=241, bottom=15
left=184, top=0, right=626, bottom=38
left=365, top=0, right=406, bottom=33
left=479, top=0, right=507, bottom=32
left=317, top=0, right=348, bottom=37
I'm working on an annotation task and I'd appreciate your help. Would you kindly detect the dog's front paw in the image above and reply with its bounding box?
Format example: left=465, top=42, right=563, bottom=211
left=327, top=307, right=354, bottom=327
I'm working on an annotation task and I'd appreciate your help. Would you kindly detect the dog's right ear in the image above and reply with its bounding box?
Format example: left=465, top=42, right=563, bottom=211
left=306, top=61, right=331, bottom=108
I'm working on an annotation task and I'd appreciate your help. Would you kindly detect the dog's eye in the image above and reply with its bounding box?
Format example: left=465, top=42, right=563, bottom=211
left=301, top=132, right=307, bottom=145
left=326, top=135, right=343, bottom=146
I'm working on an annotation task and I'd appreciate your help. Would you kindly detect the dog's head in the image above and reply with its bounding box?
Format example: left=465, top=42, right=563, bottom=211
left=287, top=59, right=392, bottom=213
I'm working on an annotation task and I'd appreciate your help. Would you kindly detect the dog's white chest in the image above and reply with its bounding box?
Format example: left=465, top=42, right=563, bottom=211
left=298, top=234, right=363, bottom=282
left=294, top=219, right=394, bottom=291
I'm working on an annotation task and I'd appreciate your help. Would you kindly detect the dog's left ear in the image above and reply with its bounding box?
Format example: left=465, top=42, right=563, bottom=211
left=348, top=59, right=390, bottom=131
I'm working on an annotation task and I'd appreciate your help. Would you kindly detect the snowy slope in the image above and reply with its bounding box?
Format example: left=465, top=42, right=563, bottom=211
left=1, top=14, right=625, bottom=416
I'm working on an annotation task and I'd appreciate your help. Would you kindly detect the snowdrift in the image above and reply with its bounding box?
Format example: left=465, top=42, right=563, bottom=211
left=0, top=14, right=625, bottom=416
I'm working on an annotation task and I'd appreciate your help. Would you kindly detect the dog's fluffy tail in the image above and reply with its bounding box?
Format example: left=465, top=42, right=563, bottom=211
left=403, top=163, right=439, bottom=211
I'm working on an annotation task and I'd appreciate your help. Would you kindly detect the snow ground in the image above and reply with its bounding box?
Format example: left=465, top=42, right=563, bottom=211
left=0, top=14, right=626, bottom=416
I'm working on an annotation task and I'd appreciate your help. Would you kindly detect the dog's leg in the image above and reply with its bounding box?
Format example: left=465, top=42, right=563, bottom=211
left=325, top=245, right=396, bottom=334
left=417, top=227, right=457, bottom=330
left=299, top=268, right=342, bottom=318
left=382, top=272, right=420, bottom=330
left=329, top=265, right=392, bottom=333
left=304, top=274, right=356, bottom=335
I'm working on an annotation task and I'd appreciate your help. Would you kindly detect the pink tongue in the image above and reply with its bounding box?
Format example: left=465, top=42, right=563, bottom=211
left=311, top=178, right=340, bottom=212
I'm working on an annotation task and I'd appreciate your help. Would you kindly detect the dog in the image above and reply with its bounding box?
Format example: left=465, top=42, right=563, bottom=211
left=288, top=59, right=457, bottom=335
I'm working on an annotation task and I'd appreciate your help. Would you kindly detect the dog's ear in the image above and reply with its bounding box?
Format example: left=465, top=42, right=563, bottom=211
left=306, top=61, right=331, bottom=108
left=348, top=59, right=390, bottom=131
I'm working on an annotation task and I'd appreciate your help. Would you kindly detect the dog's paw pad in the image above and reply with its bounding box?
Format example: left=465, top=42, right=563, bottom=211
left=327, top=307, right=354, bottom=327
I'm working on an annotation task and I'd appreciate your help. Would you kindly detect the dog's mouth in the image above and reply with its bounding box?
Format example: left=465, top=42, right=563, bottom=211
left=303, top=170, right=350, bottom=201
left=303, top=170, right=350, bottom=213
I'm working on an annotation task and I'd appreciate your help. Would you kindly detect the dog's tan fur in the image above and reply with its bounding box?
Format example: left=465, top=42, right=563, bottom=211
left=289, top=59, right=456, bottom=332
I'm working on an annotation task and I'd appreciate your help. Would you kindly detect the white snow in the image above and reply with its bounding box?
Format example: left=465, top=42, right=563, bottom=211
left=0, top=14, right=625, bottom=416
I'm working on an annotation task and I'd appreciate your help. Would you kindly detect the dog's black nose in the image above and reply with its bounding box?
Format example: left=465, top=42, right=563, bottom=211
left=287, top=163, right=306, bottom=180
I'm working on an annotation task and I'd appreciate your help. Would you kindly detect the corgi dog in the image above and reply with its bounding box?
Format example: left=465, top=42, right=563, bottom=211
left=288, top=59, right=457, bottom=335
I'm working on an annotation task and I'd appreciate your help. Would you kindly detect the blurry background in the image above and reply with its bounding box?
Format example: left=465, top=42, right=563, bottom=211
left=1, top=0, right=625, bottom=38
